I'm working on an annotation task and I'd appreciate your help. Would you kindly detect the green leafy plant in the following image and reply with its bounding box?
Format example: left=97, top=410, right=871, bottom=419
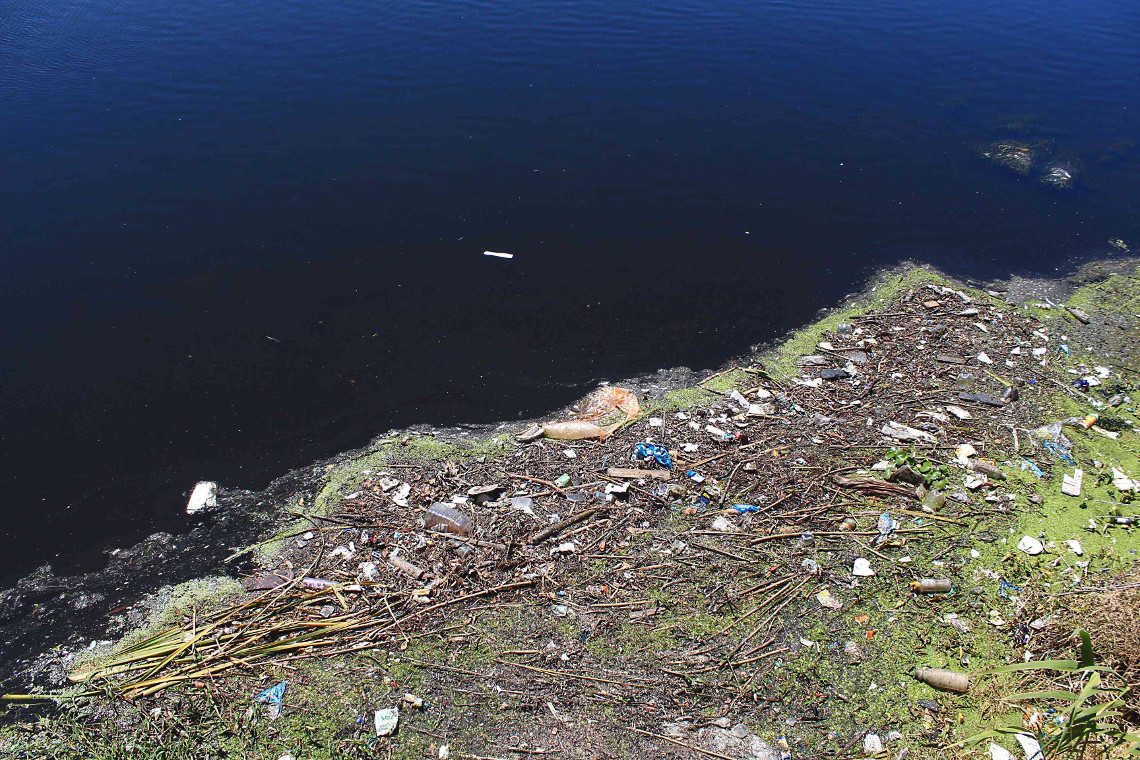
left=962, top=630, right=1140, bottom=759
left=885, top=446, right=950, bottom=491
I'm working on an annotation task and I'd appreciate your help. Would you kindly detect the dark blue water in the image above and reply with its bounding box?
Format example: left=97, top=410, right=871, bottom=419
left=1, top=0, right=1137, bottom=581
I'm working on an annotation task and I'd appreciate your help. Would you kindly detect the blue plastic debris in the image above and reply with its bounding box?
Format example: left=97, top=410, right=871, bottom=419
left=1073, top=377, right=1090, bottom=392
left=1059, top=344, right=1070, bottom=356
left=732, top=504, right=759, bottom=514
left=1021, top=459, right=1045, bottom=478
left=999, top=579, right=1021, bottom=599
left=877, top=512, right=896, bottom=535
left=1043, top=441, right=1075, bottom=464
left=255, top=681, right=287, bottom=720
left=686, top=469, right=706, bottom=483
left=633, top=442, right=672, bottom=469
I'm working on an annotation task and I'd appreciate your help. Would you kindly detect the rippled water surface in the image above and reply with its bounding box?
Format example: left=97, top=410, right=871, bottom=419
left=1, top=0, right=1138, bottom=580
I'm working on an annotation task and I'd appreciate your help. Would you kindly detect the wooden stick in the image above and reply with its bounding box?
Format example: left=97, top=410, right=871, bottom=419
left=506, top=472, right=566, bottom=497
left=529, top=508, right=601, bottom=545
left=495, top=660, right=651, bottom=689
left=621, top=726, right=739, bottom=760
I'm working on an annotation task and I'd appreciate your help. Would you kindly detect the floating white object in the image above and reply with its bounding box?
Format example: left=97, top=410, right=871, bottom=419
left=1061, top=469, right=1084, bottom=497
left=852, top=558, right=875, bottom=577
left=483, top=250, right=514, bottom=259
left=1017, top=536, right=1044, bottom=556
left=186, top=481, right=217, bottom=514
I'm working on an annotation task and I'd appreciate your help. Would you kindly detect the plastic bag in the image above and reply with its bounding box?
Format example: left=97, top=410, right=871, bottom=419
left=578, top=387, right=641, bottom=423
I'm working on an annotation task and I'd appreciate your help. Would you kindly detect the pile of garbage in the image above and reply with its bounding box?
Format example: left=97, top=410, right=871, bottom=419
left=11, top=277, right=1140, bottom=759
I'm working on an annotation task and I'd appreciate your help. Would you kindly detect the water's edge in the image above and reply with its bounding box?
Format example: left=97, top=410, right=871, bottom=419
left=0, top=256, right=1127, bottom=694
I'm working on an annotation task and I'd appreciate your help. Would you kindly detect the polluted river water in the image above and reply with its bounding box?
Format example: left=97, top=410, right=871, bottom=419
left=1, top=0, right=1138, bottom=589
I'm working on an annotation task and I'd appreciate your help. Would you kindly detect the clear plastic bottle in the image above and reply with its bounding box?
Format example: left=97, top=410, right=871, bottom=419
left=911, top=578, right=952, bottom=594
left=425, top=503, right=472, bottom=536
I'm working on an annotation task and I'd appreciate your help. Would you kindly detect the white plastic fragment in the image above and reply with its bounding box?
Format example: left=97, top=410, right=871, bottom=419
left=1017, top=536, right=1044, bottom=556
left=945, top=405, right=972, bottom=420
left=483, top=250, right=514, bottom=259
left=1061, top=469, right=1084, bottom=497
left=358, top=561, right=379, bottom=581
left=392, top=482, right=412, bottom=507
left=881, top=421, right=937, bottom=443
left=551, top=541, right=578, bottom=557
left=748, top=403, right=777, bottom=416
left=186, top=481, right=217, bottom=515
left=711, top=515, right=738, bottom=533
left=1066, top=539, right=1083, bottom=556
left=729, top=389, right=750, bottom=408
left=964, top=474, right=988, bottom=490
left=1112, top=467, right=1138, bottom=491
left=1015, top=732, right=1044, bottom=760
left=988, top=743, right=1014, bottom=760
left=374, top=707, right=399, bottom=736
left=863, top=733, right=883, bottom=754
left=955, top=443, right=977, bottom=465
left=977, top=352, right=993, bottom=364
left=852, top=558, right=875, bottom=577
